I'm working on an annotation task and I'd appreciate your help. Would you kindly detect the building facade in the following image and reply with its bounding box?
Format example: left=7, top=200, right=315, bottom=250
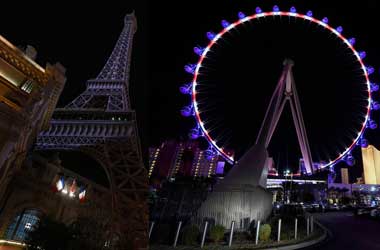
left=148, top=139, right=228, bottom=181
left=0, top=35, right=66, bottom=249
left=362, top=145, right=380, bottom=184
left=0, top=35, right=66, bottom=205
left=341, top=168, right=349, bottom=184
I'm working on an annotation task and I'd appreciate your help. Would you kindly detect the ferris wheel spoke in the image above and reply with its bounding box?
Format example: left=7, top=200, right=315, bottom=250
left=182, top=6, right=375, bottom=168
left=220, top=132, right=234, bottom=149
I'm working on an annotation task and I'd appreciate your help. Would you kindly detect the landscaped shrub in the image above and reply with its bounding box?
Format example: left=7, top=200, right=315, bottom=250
left=279, top=225, right=295, bottom=241
left=233, top=231, right=250, bottom=243
left=209, top=224, right=225, bottom=242
left=248, top=220, right=256, bottom=238
left=152, top=223, right=172, bottom=244
left=259, top=224, right=271, bottom=242
left=182, top=224, right=200, bottom=245
left=269, top=217, right=297, bottom=241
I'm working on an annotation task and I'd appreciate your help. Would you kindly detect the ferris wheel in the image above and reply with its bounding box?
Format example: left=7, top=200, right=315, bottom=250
left=180, top=5, right=379, bottom=173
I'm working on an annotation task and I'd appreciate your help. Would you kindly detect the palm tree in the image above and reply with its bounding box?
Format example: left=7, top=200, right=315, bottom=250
left=327, top=187, right=335, bottom=200
left=26, top=216, right=72, bottom=250
left=341, top=187, right=349, bottom=198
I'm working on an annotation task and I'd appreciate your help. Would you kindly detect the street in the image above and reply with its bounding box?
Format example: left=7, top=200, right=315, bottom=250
left=304, top=211, right=380, bottom=250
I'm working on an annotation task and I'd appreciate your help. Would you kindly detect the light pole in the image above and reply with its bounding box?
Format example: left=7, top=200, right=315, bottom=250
left=289, top=172, right=293, bottom=204
left=284, top=169, right=291, bottom=204
left=283, top=171, right=287, bottom=203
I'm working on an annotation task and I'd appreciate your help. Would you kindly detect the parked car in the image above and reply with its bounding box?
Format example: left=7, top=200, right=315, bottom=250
left=278, top=204, right=305, bottom=217
left=354, top=206, right=372, bottom=216
left=302, top=202, right=325, bottom=213
left=326, top=203, right=340, bottom=211
left=369, top=208, right=380, bottom=219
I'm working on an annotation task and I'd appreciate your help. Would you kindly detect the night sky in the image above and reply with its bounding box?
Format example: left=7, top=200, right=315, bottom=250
left=148, top=0, right=380, bottom=181
left=2, top=1, right=380, bottom=182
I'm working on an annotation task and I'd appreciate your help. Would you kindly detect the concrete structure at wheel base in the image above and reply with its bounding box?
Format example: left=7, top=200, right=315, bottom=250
left=196, top=145, right=273, bottom=229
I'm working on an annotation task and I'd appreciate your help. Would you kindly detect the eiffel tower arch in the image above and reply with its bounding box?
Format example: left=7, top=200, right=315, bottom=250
left=35, top=12, right=148, bottom=249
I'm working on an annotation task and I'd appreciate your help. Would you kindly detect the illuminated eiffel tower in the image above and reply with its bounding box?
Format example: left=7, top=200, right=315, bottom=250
left=36, top=12, right=148, bottom=250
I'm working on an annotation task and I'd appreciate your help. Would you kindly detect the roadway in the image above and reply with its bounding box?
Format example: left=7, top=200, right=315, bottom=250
left=304, top=211, right=380, bottom=250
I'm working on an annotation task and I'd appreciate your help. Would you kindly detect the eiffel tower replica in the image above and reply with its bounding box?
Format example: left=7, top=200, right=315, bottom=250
left=35, top=12, right=148, bottom=250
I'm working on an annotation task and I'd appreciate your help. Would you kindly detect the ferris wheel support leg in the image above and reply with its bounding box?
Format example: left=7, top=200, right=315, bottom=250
left=289, top=75, right=314, bottom=174
left=256, top=65, right=288, bottom=146
left=289, top=97, right=313, bottom=174
left=265, top=97, right=287, bottom=148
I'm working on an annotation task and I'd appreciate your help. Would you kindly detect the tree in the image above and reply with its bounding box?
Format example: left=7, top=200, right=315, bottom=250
left=151, top=176, right=215, bottom=221
left=341, top=196, right=351, bottom=205
left=327, top=187, right=337, bottom=201
left=209, top=224, right=225, bottom=242
left=335, top=187, right=343, bottom=199
left=341, top=187, right=349, bottom=198
left=69, top=216, right=110, bottom=250
left=302, top=192, right=314, bottom=203
left=289, top=182, right=300, bottom=202
left=26, top=216, right=72, bottom=250
left=352, top=190, right=361, bottom=205
left=70, top=199, right=112, bottom=250
left=182, top=224, right=200, bottom=245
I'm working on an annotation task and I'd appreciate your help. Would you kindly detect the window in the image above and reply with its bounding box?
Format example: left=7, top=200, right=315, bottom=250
left=21, top=79, right=35, bottom=93
left=5, top=209, right=40, bottom=241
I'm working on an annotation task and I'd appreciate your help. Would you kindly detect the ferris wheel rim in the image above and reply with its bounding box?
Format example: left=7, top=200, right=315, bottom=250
left=190, top=10, right=372, bottom=170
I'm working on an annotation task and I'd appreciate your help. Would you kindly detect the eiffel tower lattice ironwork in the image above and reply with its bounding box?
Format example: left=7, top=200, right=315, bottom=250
left=35, top=12, right=148, bottom=249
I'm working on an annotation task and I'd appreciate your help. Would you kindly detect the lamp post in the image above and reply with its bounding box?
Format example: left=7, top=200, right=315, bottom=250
left=283, top=170, right=286, bottom=203
left=284, top=169, right=291, bottom=204
left=289, top=172, right=293, bottom=204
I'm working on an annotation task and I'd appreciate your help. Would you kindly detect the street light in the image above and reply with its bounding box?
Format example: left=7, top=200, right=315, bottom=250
left=284, top=169, right=291, bottom=177
left=283, top=169, right=293, bottom=204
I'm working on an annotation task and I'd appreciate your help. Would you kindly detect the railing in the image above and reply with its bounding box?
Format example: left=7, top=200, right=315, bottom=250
left=148, top=214, right=325, bottom=249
